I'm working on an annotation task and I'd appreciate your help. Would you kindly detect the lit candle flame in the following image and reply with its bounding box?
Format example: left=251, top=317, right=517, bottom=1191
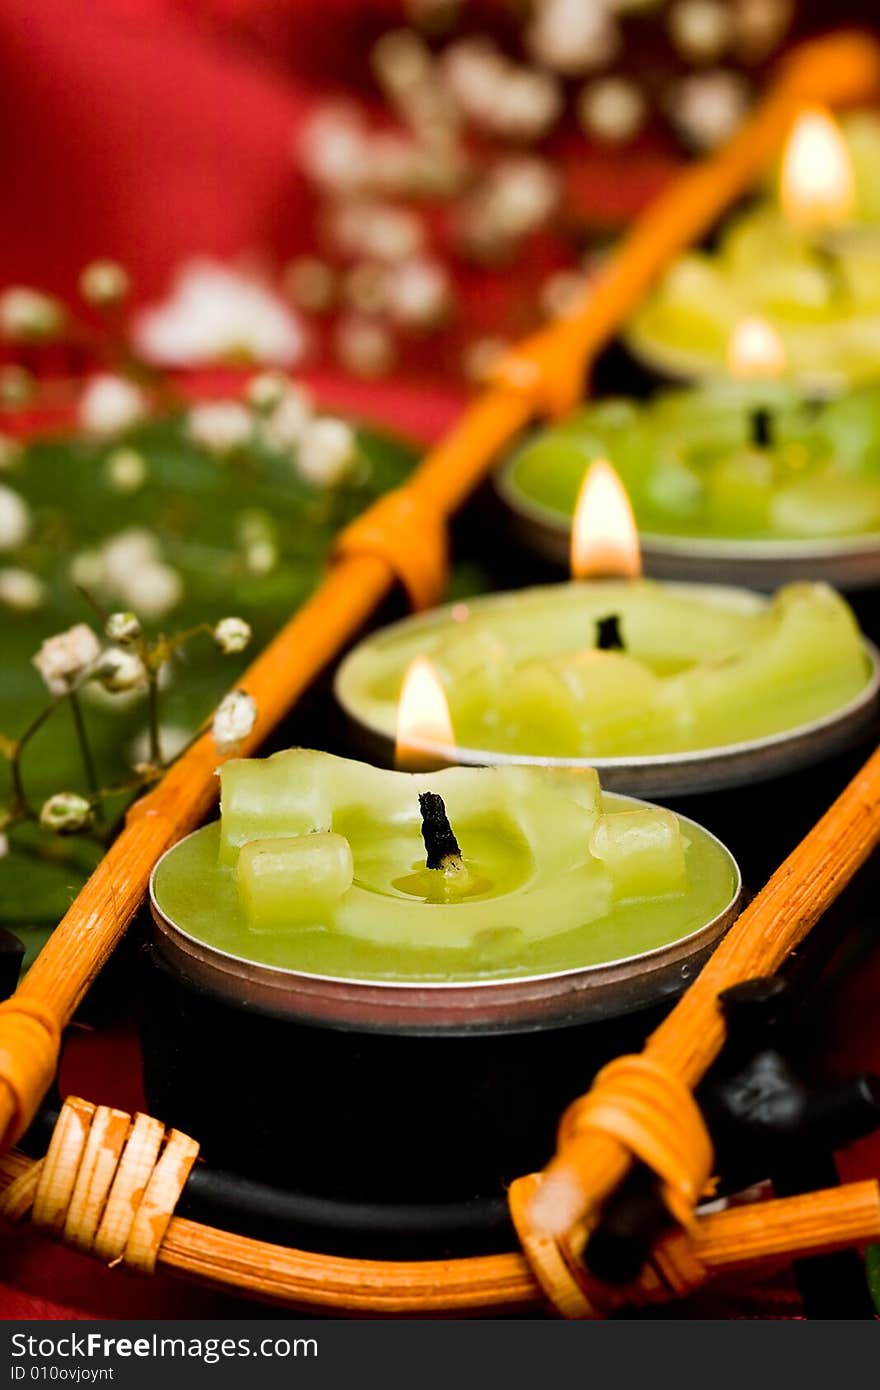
left=727, top=316, right=787, bottom=380
left=395, top=656, right=456, bottom=770
left=780, top=107, right=855, bottom=229
left=570, top=459, right=642, bottom=580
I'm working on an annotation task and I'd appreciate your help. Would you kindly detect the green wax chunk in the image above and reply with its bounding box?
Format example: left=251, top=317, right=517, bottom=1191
left=589, top=809, right=687, bottom=902
left=153, top=752, right=738, bottom=983
left=219, top=747, right=331, bottom=864
left=335, top=580, right=871, bottom=759
left=238, top=833, right=354, bottom=932
left=501, top=379, right=880, bottom=544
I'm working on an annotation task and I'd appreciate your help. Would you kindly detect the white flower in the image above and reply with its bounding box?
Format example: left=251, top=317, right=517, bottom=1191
left=670, top=71, right=751, bottom=150
left=134, top=260, right=305, bottom=367
left=577, top=77, right=646, bottom=144
left=329, top=201, right=425, bottom=263
left=94, top=646, right=148, bottom=693
left=442, top=38, right=509, bottom=126
left=213, top=616, right=252, bottom=655
left=298, top=104, right=370, bottom=193
left=0, top=287, right=65, bottom=342
left=668, top=0, right=732, bottom=63
left=69, top=549, right=106, bottom=591
left=246, top=372, right=292, bottom=412
left=0, top=567, right=45, bottom=611
left=128, top=723, right=191, bottom=768
left=33, top=623, right=101, bottom=696
left=187, top=401, right=253, bottom=456
left=104, top=447, right=147, bottom=493
left=105, top=611, right=142, bottom=645
left=386, top=258, right=452, bottom=329
left=244, top=539, right=278, bottom=575
left=212, top=689, right=257, bottom=753
left=0, top=832, right=7, bottom=860
left=260, top=387, right=313, bottom=452
left=79, top=259, right=130, bottom=306
left=334, top=316, right=396, bottom=379
left=123, top=563, right=183, bottom=620
left=39, top=792, right=93, bottom=834
left=527, top=0, right=619, bottom=75
left=296, top=419, right=358, bottom=488
left=493, top=70, right=562, bottom=143
left=67, top=528, right=182, bottom=620
left=0, top=485, right=30, bottom=550
left=480, top=158, right=560, bottom=240
left=0, top=435, right=23, bottom=472
left=79, top=375, right=147, bottom=437
left=101, top=528, right=160, bottom=588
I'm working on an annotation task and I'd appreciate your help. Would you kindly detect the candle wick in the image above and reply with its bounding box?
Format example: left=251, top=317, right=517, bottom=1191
left=814, top=239, right=848, bottom=301
left=595, top=614, right=625, bottom=652
left=749, top=407, right=774, bottom=450
left=418, top=791, right=463, bottom=872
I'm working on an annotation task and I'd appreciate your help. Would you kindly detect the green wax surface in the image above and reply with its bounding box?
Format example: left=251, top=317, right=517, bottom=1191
left=501, top=384, right=880, bottom=542
left=625, top=113, right=880, bottom=391
left=335, top=581, right=871, bottom=758
left=153, top=805, right=737, bottom=984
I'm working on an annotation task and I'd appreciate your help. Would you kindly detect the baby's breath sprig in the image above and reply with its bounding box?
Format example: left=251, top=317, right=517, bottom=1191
left=0, top=600, right=255, bottom=860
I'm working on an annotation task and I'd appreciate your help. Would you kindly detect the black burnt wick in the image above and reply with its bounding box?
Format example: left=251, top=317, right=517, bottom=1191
left=418, top=792, right=463, bottom=870
left=749, top=406, right=774, bottom=449
left=596, top=614, right=625, bottom=652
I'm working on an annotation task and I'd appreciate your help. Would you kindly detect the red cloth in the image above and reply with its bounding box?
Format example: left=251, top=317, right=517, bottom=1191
left=0, top=0, right=676, bottom=313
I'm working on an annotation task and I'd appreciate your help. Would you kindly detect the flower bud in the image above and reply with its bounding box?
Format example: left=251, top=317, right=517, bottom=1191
left=213, top=689, right=258, bottom=753
left=105, top=611, right=143, bottom=645
left=33, top=624, right=102, bottom=696
left=80, top=259, right=130, bottom=307
left=105, top=447, right=147, bottom=494
left=95, top=646, right=148, bottom=693
left=0, top=288, right=66, bottom=343
left=213, top=616, right=252, bottom=655
left=40, top=791, right=94, bottom=834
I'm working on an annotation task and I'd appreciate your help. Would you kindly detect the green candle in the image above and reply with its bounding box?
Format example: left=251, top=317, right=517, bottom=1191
left=335, top=580, right=872, bottom=759
left=500, top=381, right=880, bottom=543
left=625, top=111, right=880, bottom=391
left=151, top=750, right=739, bottom=983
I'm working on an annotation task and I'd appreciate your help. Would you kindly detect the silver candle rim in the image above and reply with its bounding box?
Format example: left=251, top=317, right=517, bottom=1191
left=147, top=800, right=742, bottom=1029
left=493, top=459, right=880, bottom=590
left=332, top=584, right=880, bottom=797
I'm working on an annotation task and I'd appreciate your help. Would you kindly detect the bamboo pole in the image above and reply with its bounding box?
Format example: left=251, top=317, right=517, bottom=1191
left=532, top=743, right=880, bottom=1239
left=0, top=1149, right=877, bottom=1315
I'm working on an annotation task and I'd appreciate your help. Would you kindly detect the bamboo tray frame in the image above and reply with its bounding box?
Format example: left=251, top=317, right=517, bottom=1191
left=1, top=30, right=880, bottom=1317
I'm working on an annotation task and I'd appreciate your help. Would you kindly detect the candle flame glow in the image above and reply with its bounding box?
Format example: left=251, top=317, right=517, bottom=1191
left=727, top=316, right=786, bottom=380
left=780, top=107, right=855, bottom=229
left=570, top=459, right=642, bottom=580
left=395, top=656, right=456, bottom=769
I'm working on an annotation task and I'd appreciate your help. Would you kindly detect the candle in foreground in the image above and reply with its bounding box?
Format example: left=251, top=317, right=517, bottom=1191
left=625, top=110, right=880, bottom=389
left=151, top=750, right=739, bottom=983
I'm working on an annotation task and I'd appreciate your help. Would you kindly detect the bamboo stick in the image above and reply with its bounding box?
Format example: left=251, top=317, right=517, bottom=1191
left=532, top=743, right=880, bottom=1239
left=0, top=1149, right=877, bottom=1314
